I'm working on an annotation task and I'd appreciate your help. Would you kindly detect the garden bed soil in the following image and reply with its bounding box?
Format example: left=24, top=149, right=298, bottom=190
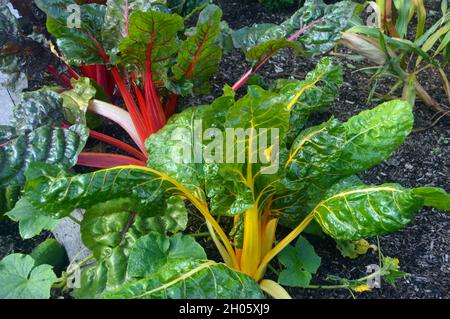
left=1, top=0, right=449, bottom=299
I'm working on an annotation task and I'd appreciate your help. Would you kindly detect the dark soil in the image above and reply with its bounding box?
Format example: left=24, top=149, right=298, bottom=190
left=1, top=0, right=449, bottom=299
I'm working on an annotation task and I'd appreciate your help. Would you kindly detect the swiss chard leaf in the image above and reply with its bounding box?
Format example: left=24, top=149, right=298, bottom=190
left=102, top=0, right=169, bottom=56
left=146, top=106, right=208, bottom=198
left=23, top=164, right=168, bottom=219
left=0, top=254, right=56, bottom=299
left=166, top=0, right=210, bottom=17
left=232, top=0, right=355, bottom=62
left=0, top=6, right=52, bottom=93
left=208, top=86, right=290, bottom=215
left=312, top=183, right=424, bottom=241
left=274, top=57, right=343, bottom=144
left=98, top=233, right=264, bottom=299
left=274, top=100, right=414, bottom=224
left=127, top=232, right=206, bottom=278
left=412, top=187, right=450, bottom=211
left=118, top=10, right=184, bottom=85
left=0, top=124, right=89, bottom=188
left=36, top=0, right=108, bottom=65
left=172, top=4, right=223, bottom=95
left=11, top=89, right=65, bottom=134
left=74, top=196, right=188, bottom=298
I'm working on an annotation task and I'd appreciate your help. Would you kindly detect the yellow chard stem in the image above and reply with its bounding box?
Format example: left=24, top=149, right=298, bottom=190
left=259, top=279, right=292, bottom=299
left=240, top=206, right=261, bottom=277
left=254, top=212, right=315, bottom=282
left=206, top=222, right=235, bottom=268
left=261, top=218, right=278, bottom=259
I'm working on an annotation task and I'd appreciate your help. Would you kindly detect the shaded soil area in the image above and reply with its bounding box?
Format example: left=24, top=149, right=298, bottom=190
left=1, top=0, right=449, bottom=299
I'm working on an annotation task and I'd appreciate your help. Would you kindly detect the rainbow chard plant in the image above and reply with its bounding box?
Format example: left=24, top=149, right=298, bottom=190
left=0, top=0, right=354, bottom=217
left=33, top=0, right=225, bottom=168
left=3, top=58, right=450, bottom=299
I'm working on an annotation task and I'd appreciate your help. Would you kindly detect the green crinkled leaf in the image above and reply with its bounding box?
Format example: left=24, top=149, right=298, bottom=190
left=99, top=233, right=264, bottom=299
left=232, top=23, right=277, bottom=50
left=289, top=0, right=355, bottom=56
left=0, top=6, right=50, bottom=93
left=0, top=125, right=17, bottom=144
left=232, top=0, right=355, bottom=61
left=81, top=198, right=143, bottom=260
left=335, top=100, right=414, bottom=175
left=77, top=199, right=152, bottom=297
left=11, top=89, right=65, bottom=134
left=313, top=184, right=424, bottom=241
left=274, top=100, right=414, bottom=225
left=6, top=198, right=60, bottom=240
left=275, top=57, right=343, bottom=144
left=204, top=163, right=253, bottom=216
left=0, top=124, right=89, bottom=187
left=127, top=232, right=206, bottom=278
left=75, top=196, right=187, bottom=298
left=36, top=0, right=107, bottom=66
left=172, top=4, right=223, bottom=95
left=147, top=106, right=207, bottom=198
left=0, top=254, right=56, bottom=299
left=223, top=85, right=290, bottom=178
left=246, top=38, right=303, bottom=62
left=0, top=5, right=19, bottom=47
left=74, top=246, right=128, bottom=298
left=118, top=10, right=184, bottom=84
left=205, top=86, right=290, bottom=215
left=0, top=55, right=28, bottom=93
left=101, top=260, right=264, bottom=299
left=61, top=77, right=97, bottom=125
left=102, top=0, right=166, bottom=56
left=23, top=164, right=168, bottom=219
left=282, top=117, right=346, bottom=191
left=146, top=196, right=188, bottom=234
left=412, top=187, right=450, bottom=211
